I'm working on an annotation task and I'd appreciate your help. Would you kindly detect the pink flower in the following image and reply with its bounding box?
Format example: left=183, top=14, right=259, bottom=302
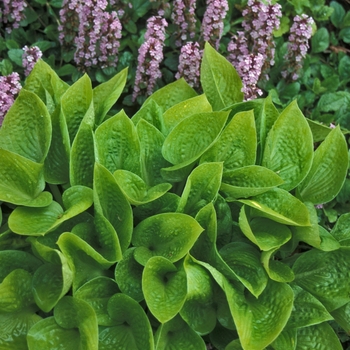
left=22, top=46, right=43, bottom=76
left=1, top=0, right=27, bottom=33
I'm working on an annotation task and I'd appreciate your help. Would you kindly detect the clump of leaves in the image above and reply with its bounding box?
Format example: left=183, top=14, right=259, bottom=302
left=0, top=43, right=349, bottom=350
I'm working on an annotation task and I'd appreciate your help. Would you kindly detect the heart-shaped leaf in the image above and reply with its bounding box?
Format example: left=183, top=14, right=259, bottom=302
left=180, top=256, right=217, bottom=334
left=99, top=293, right=154, bottom=350
left=262, top=100, right=313, bottom=191
left=75, top=277, right=120, bottom=326
left=201, top=110, right=257, bottom=170
left=142, top=256, right=187, bottom=323
left=155, top=314, right=206, bottom=350
left=177, top=162, right=223, bottom=217
left=132, top=213, right=204, bottom=265
left=201, top=42, right=243, bottom=110
left=95, top=110, right=142, bottom=176
left=162, top=94, right=212, bottom=134
left=136, top=119, right=171, bottom=186
left=293, top=247, right=350, bottom=311
left=162, top=111, right=229, bottom=165
left=298, top=125, right=348, bottom=204
left=0, top=89, right=51, bottom=163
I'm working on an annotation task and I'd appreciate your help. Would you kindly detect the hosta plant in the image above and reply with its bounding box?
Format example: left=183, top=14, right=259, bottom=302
left=0, top=43, right=349, bottom=350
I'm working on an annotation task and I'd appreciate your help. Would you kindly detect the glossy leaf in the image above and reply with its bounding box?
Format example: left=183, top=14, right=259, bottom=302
left=237, top=188, right=310, bottom=226
left=0, top=149, right=51, bottom=207
left=261, top=248, right=295, bottom=283
left=298, top=126, right=348, bottom=204
left=270, top=328, right=297, bottom=350
left=132, top=99, right=164, bottom=132
left=114, top=169, right=172, bottom=205
left=0, top=89, right=51, bottom=163
left=75, top=277, right=120, bottom=326
left=0, top=269, right=35, bottom=312
left=221, top=165, right=284, bottom=198
left=143, top=78, right=197, bottom=112
left=94, top=163, right=133, bottom=253
left=162, top=111, right=229, bottom=165
left=177, top=162, right=223, bottom=216
left=330, top=213, right=350, bottom=246
left=201, top=110, right=257, bottom=170
left=296, top=322, right=342, bottom=350
left=99, top=293, right=154, bottom=350
left=180, top=256, right=217, bottom=335
left=162, top=94, right=212, bottom=134
left=293, top=248, right=350, bottom=311
left=114, top=248, right=144, bottom=302
left=201, top=42, right=243, bottom=110
left=136, top=119, right=171, bottom=186
left=95, top=110, right=141, bottom=176
left=93, top=67, right=127, bottom=125
left=220, top=242, right=268, bottom=297
left=142, top=256, right=187, bottom=323
left=262, top=100, right=313, bottom=191
left=239, top=206, right=292, bottom=251
left=44, top=104, right=70, bottom=184
left=155, top=314, right=206, bottom=350
left=132, top=213, right=204, bottom=265
left=29, top=237, right=73, bottom=312
left=70, top=117, right=95, bottom=188
left=287, top=285, right=333, bottom=329
left=9, top=186, right=93, bottom=235
left=61, top=73, right=93, bottom=143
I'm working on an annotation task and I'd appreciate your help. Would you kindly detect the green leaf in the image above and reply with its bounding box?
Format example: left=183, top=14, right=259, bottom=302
left=201, top=42, right=244, bottom=110
left=75, top=277, right=119, bottom=326
left=0, top=89, right=51, bottom=163
left=142, top=256, right=187, bottom=323
left=287, top=285, right=333, bottom=329
left=162, top=111, right=229, bottom=165
left=132, top=213, right=204, bottom=265
left=239, top=206, right=292, bottom=251
left=296, top=322, right=342, bottom=349
left=331, top=301, right=350, bottom=334
left=162, top=94, right=212, bottom=134
left=221, top=165, right=284, bottom=198
left=0, top=269, right=35, bottom=312
left=330, top=1, right=345, bottom=28
left=155, top=314, right=206, bottom=350
left=114, top=170, right=172, bottom=205
left=93, top=67, right=127, bottom=125
left=29, top=236, right=73, bottom=311
left=55, top=296, right=98, bottom=349
left=27, top=317, right=81, bottom=350
left=94, top=163, right=133, bottom=253
left=339, top=27, right=350, bottom=43
left=70, top=117, right=95, bottom=188
left=311, top=27, right=330, bottom=53
left=95, top=110, right=141, bottom=176
left=99, top=293, right=154, bottom=350
left=270, top=328, right=297, bottom=350
left=293, top=248, right=350, bottom=311
left=61, top=74, right=93, bottom=143
left=44, top=105, right=70, bottom=184
left=131, top=99, right=164, bottom=132
left=339, top=55, right=350, bottom=82
left=330, top=213, right=350, bottom=246
left=0, top=310, right=41, bottom=349
left=9, top=186, right=93, bottom=235
left=237, top=188, right=310, bottom=226
left=220, top=242, right=268, bottom=297
left=143, top=78, right=197, bottom=112
left=306, top=118, right=332, bottom=142
left=177, top=162, right=223, bottom=217
left=262, top=100, right=313, bottom=191
left=0, top=149, right=51, bottom=207
left=136, top=119, right=171, bottom=186
left=261, top=247, right=295, bottom=283
left=298, top=126, right=348, bottom=204
left=114, top=248, right=144, bottom=302
left=201, top=110, right=257, bottom=171
left=180, top=256, right=217, bottom=334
